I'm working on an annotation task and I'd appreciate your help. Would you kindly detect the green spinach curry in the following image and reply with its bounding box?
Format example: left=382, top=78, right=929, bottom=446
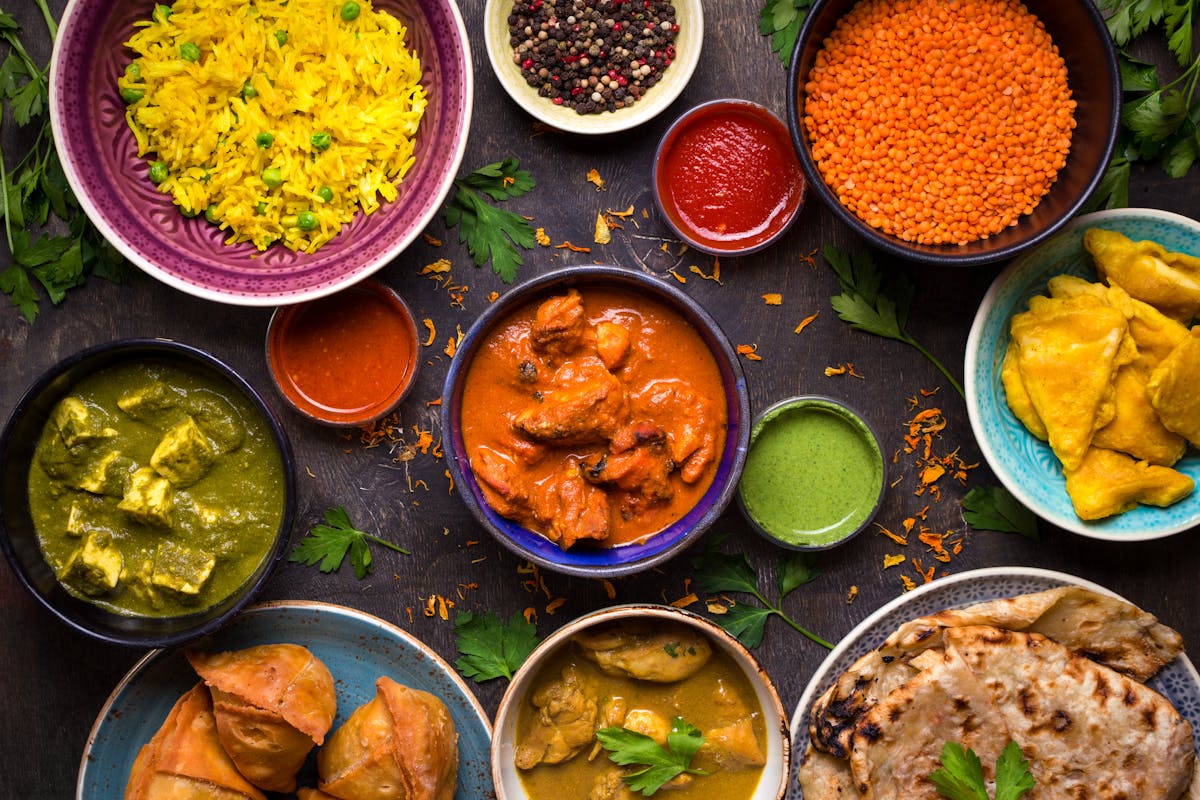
left=27, top=360, right=286, bottom=617
left=516, top=621, right=767, bottom=799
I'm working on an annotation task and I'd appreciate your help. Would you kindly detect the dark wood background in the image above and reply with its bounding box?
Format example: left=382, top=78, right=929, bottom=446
left=2, top=1, right=1197, bottom=797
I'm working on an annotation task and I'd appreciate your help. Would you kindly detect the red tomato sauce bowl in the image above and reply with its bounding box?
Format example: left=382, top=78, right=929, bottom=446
left=654, top=98, right=806, bottom=256
left=265, top=279, right=420, bottom=426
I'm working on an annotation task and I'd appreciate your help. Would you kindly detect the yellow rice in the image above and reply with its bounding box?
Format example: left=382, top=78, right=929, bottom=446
left=118, top=0, right=427, bottom=253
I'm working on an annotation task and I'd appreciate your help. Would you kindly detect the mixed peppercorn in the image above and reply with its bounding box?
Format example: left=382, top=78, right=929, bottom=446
left=508, top=0, right=679, bottom=115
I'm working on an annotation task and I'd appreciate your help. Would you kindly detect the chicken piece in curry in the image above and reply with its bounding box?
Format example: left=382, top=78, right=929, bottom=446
left=461, top=288, right=727, bottom=549
left=515, top=622, right=767, bottom=800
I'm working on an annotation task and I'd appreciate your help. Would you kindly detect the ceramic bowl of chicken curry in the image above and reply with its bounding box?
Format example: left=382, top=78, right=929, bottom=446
left=0, top=339, right=296, bottom=647
left=442, top=265, right=750, bottom=577
left=492, top=604, right=790, bottom=800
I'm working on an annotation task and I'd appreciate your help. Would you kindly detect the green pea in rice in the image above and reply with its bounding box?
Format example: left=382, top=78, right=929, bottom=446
left=118, top=0, right=427, bottom=253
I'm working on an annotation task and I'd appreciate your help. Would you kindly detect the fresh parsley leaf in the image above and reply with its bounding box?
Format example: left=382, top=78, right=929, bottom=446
left=929, top=742, right=989, bottom=800
left=962, top=486, right=1038, bottom=540
left=994, top=741, right=1036, bottom=800
left=453, top=610, right=541, bottom=682
left=758, top=0, right=813, bottom=67
left=288, top=506, right=409, bottom=580
left=596, top=717, right=708, bottom=796
left=443, top=158, right=537, bottom=283
left=779, top=551, right=820, bottom=598
left=823, top=245, right=964, bottom=399
left=692, top=546, right=832, bottom=650
left=1081, top=151, right=1131, bottom=213
left=931, top=741, right=1036, bottom=800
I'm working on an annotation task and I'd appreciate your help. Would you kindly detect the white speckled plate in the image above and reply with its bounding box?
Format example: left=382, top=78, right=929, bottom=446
left=77, top=601, right=492, bottom=800
left=787, top=567, right=1200, bottom=799
left=965, top=208, right=1200, bottom=540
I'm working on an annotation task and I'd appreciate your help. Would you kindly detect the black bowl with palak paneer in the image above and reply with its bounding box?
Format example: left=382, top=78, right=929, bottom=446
left=0, top=339, right=296, bottom=647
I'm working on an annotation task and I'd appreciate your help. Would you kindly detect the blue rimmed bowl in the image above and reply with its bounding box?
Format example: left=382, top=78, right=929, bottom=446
left=442, top=265, right=750, bottom=577
left=965, top=208, right=1200, bottom=540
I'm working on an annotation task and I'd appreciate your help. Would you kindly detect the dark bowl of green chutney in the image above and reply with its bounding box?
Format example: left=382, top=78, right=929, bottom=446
left=0, top=339, right=296, bottom=647
left=736, top=396, right=885, bottom=550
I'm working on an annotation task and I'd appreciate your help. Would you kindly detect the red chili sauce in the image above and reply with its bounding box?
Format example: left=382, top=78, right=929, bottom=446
left=267, top=279, right=419, bottom=425
left=655, top=101, right=804, bottom=253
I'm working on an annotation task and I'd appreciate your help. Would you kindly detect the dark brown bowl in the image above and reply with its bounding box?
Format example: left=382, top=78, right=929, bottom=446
left=786, top=0, right=1120, bottom=266
left=0, top=339, right=296, bottom=647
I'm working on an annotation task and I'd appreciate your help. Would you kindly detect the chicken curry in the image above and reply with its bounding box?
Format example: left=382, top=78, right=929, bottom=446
left=460, top=287, right=727, bottom=549
left=515, top=621, right=768, bottom=800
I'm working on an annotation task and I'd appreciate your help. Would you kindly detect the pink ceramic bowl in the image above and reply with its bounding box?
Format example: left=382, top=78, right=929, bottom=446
left=49, top=0, right=472, bottom=306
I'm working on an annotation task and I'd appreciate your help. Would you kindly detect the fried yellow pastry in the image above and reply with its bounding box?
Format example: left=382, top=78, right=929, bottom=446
left=317, top=676, right=458, bottom=800
left=187, top=644, right=336, bottom=793
left=125, top=683, right=267, bottom=800
left=1009, top=293, right=1129, bottom=471
left=1093, top=366, right=1187, bottom=466
left=1085, top=227, right=1200, bottom=323
left=1147, top=326, right=1200, bottom=448
left=1000, top=341, right=1047, bottom=440
left=1064, top=447, right=1193, bottom=520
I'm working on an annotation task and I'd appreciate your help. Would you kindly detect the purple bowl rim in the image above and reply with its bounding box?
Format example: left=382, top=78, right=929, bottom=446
left=784, top=0, right=1121, bottom=267
left=47, top=0, right=474, bottom=306
left=0, top=338, right=297, bottom=647
left=653, top=98, right=807, bottom=257
left=441, top=265, right=751, bottom=578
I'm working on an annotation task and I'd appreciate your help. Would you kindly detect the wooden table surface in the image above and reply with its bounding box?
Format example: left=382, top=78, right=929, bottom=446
left=2, top=1, right=1198, bottom=797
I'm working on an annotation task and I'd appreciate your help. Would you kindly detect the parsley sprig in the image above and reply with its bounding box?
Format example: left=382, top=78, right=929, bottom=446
left=453, top=610, right=541, bottom=682
left=1, top=3, right=128, bottom=323
left=443, top=157, right=536, bottom=284
left=288, top=506, right=409, bottom=580
left=692, top=545, right=832, bottom=650
left=1086, top=0, right=1200, bottom=210
left=930, top=741, right=1036, bottom=800
left=962, top=486, right=1039, bottom=540
left=823, top=244, right=965, bottom=400
left=596, top=717, right=708, bottom=796
left=758, top=0, right=813, bottom=67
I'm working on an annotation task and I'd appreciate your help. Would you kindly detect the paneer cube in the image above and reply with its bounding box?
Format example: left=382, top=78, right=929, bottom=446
left=52, top=396, right=116, bottom=448
left=66, top=502, right=87, bottom=537
left=116, top=381, right=180, bottom=420
left=150, top=541, right=215, bottom=597
left=150, top=417, right=216, bottom=487
left=118, top=466, right=174, bottom=528
left=59, top=532, right=123, bottom=596
left=73, top=450, right=128, bottom=496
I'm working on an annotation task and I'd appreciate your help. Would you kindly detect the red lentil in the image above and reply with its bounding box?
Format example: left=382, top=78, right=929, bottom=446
left=803, top=0, right=1076, bottom=245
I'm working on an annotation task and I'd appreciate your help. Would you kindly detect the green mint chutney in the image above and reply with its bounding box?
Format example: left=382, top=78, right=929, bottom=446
left=737, top=398, right=884, bottom=548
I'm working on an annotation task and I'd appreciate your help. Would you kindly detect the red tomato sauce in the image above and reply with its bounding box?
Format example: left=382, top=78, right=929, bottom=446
left=267, top=280, right=419, bottom=425
left=656, top=101, right=804, bottom=252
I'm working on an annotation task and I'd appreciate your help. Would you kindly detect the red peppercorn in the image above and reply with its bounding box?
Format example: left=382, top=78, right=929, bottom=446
left=522, top=58, right=534, bottom=69
left=552, top=96, right=563, bottom=104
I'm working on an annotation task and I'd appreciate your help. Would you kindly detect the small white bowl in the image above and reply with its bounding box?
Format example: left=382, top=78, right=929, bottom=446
left=492, top=604, right=790, bottom=800
left=483, top=0, right=703, bottom=135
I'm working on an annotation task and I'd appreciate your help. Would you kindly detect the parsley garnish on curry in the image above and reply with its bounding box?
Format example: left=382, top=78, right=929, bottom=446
left=460, top=287, right=727, bottom=549
left=26, top=361, right=286, bottom=617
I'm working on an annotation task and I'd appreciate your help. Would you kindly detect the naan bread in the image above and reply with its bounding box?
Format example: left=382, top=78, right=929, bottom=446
left=848, top=646, right=1010, bottom=800
left=946, top=625, right=1195, bottom=800
left=808, top=587, right=1184, bottom=757
left=797, top=743, right=860, bottom=800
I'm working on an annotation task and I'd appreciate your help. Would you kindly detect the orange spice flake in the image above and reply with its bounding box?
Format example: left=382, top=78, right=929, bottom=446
left=794, top=312, right=819, bottom=334
left=762, top=293, right=783, bottom=306
left=803, top=0, right=1075, bottom=245
left=736, top=344, right=763, bottom=361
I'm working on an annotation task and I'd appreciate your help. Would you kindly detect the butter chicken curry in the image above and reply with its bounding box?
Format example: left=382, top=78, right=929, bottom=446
left=460, top=287, right=727, bottom=549
left=516, top=621, right=768, bottom=799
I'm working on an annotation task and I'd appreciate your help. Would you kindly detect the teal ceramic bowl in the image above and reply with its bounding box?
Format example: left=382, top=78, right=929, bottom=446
left=736, top=396, right=885, bottom=550
left=965, top=207, right=1200, bottom=540
left=77, top=601, right=493, bottom=799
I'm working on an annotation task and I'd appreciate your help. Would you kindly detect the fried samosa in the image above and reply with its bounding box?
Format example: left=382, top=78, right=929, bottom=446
left=1085, top=227, right=1200, bottom=323
left=1148, top=326, right=1200, bottom=447
left=187, top=643, right=336, bottom=793
left=317, top=676, right=458, bottom=800
left=1064, top=446, right=1194, bottom=520
left=125, top=683, right=267, bottom=800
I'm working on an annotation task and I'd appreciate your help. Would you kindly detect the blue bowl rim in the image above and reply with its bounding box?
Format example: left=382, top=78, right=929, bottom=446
left=652, top=97, right=807, bottom=257
left=736, top=394, right=886, bottom=551
left=441, top=265, right=751, bottom=578
left=0, top=337, right=297, bottom=647
left=784, top=0, right=1121, bottom=267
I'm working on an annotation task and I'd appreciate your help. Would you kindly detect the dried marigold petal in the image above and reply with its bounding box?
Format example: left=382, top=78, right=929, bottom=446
left=420, top=258, right=452, bottom=275
left=883, top=553, right=906, bottom=568
left=875, top=523, right=908, bottom=545
left=594, top=213, right=611, bottom=244
left=901, top=574, right=916, bottom=591
left=667, top=268, right=687, bottom=283
left=546, top=597, right=566, bottom=614
left=608, top=205, right=635, bottom=218
left=794, top=312, right=819, bottom=334
left=762, top=293, right=783, bottom=305
left=586, top=168, right=605, bottom=190
left=535, top=227, right=551, bottom=246
left=846, top=585, right=859, bottom=603
left=422, top=233, right=442, bottom=247
left=422, top=318, right=436, bottom=347
left=670, top=593, right=699, bottom=608
left=736, top=344, right=763, bottom=361
left=555, top=241, right=591, bottom=252
left=824, top=365, right=847, bottom=377
left=600, top=579, right=616, bottom=600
